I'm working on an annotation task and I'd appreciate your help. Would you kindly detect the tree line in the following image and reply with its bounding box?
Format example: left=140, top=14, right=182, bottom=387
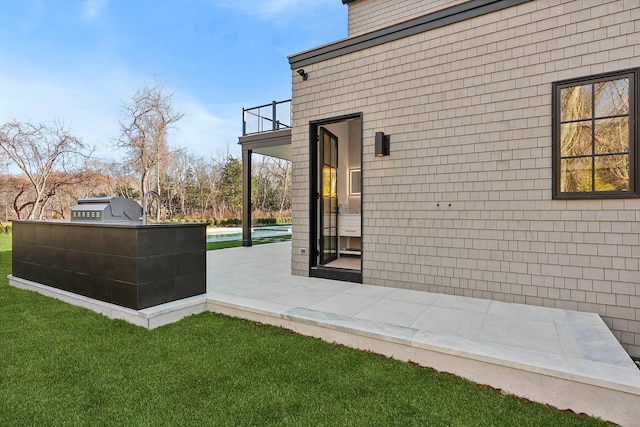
left=0, top=83, right=290, bottom=222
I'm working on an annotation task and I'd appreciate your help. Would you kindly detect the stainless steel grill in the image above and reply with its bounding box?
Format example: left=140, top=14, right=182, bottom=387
left=70, top=197, right=142, bottom=223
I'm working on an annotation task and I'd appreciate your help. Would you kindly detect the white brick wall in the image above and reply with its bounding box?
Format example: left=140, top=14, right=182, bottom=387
left=291, top=0, right=640, bottom=356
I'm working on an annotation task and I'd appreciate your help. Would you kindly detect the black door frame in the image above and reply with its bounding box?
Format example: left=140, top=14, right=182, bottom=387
left=319, top=127, right=339, bottom=265
left=309, top=113, right=363, bottom=283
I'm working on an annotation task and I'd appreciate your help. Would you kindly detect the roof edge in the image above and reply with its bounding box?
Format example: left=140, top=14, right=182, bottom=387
left=290, top=0, right=532, bottom=70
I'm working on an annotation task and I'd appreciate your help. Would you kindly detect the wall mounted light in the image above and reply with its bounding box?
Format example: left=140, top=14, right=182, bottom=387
left=297, top=69, right=308, bottom=80
left=375, top=131, right=390, bottom=157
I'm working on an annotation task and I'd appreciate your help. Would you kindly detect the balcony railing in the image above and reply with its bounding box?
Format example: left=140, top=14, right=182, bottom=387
left=242, top=100, right=291, bottom=136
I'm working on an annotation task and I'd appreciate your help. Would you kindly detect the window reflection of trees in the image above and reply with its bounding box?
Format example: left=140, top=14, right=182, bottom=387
left=559, top=77, right=630, bottom=193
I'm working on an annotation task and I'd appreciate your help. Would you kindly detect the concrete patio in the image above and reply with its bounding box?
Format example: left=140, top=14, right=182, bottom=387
left=9, top=241, right=640, bottom=426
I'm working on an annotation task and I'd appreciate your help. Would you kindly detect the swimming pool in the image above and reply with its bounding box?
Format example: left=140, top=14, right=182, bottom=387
left=206, top=225, right=292, bottom=242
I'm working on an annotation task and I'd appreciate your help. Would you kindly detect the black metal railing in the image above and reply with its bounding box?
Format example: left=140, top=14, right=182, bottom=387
left=242, top=100, right=291, bottom=136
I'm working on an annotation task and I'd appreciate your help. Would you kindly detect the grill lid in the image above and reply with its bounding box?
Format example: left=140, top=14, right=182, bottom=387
left=71, top=197, right=142, bottom=223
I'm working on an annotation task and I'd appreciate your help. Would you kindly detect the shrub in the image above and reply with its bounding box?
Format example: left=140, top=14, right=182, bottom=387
left=256, top=217, right=276, bottom=226
left=254, top=217, right=291, bottom=226
left=217, top=218, right=241, bottom=227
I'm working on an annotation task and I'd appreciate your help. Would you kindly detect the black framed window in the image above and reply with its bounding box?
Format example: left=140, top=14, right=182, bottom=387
left=552, top=69, right=638, bottom=198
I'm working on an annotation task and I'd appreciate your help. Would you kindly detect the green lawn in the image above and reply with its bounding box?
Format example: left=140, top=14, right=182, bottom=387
left=0, top=234, right=605, bottom=426
left=206, top=234, right=291, bottom=251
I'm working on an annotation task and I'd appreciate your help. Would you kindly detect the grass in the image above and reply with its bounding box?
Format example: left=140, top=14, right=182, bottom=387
left=206, top=234, right=291, bottom=251
left=0, top=234, right=606, bottom=426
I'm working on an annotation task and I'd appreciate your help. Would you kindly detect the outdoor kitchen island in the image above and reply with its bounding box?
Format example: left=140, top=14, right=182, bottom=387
left=11, top=198, right=206, bottom=310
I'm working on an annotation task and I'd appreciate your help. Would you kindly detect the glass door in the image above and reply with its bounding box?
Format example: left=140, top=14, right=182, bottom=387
left=319, top=127, right=338, bottom=265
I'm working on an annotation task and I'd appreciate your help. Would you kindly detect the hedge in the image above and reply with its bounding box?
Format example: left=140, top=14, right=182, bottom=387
left=255, top=217, right=292, bottom=226
left=142, top=217, right=292, bottom=227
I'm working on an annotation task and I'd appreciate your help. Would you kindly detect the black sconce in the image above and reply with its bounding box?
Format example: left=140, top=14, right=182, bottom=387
left=375, top=131, right=390, bottom=157
left=297, top=69, right=308, bottom=80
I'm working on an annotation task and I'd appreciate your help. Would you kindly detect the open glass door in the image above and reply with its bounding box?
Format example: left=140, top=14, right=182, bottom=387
left=319, top=127, right=338, bottom=265
left=309, top=115, right=362, bottom=283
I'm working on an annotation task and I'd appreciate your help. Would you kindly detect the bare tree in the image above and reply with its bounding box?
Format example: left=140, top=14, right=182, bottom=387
left=0, top=120, right=91, bottom=219
left=97, top=160, right=141, bottom=200
left=115, top=82, right=184, bottom=212
left=273, top=158, right=291, bottom=215
left=50, top=167, right=112, bottom=219
left=191, top=156, right=218, bottom=218
left=162, top=149, right=192, bottom=218
left=0, top=175, right=23, bottom=221
left=559, top=78, right=630, bottom=192
left=252, top=156, right=291, bottom=216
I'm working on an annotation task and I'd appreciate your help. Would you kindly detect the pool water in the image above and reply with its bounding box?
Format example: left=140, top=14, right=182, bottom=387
left=206, top=225, right=292, bottom=242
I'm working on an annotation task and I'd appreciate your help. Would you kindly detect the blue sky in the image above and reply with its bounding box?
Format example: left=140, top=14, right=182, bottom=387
left=0, top=0, right=347, bottom=160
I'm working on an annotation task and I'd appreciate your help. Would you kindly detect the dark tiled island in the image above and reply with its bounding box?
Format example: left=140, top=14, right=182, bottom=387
left=12, top=221, right=206, bottom=310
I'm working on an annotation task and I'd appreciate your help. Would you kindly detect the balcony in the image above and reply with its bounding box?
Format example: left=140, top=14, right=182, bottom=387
left=242, top=99, right=291, bottom=135
left=239, top=99, right=292, bottom=161
left=238, top=100, right=293, bottom=247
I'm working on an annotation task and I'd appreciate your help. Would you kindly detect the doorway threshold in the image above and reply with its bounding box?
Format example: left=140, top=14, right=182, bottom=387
left=325, top=256, right=361, bottom=270
left=310, top=266, right=362, bottom=283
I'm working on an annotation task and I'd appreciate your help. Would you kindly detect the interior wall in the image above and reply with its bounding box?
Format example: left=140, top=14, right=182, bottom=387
left=324, top=120, right=362, bottom=215
left=348, top=119, right=362, bottom=213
